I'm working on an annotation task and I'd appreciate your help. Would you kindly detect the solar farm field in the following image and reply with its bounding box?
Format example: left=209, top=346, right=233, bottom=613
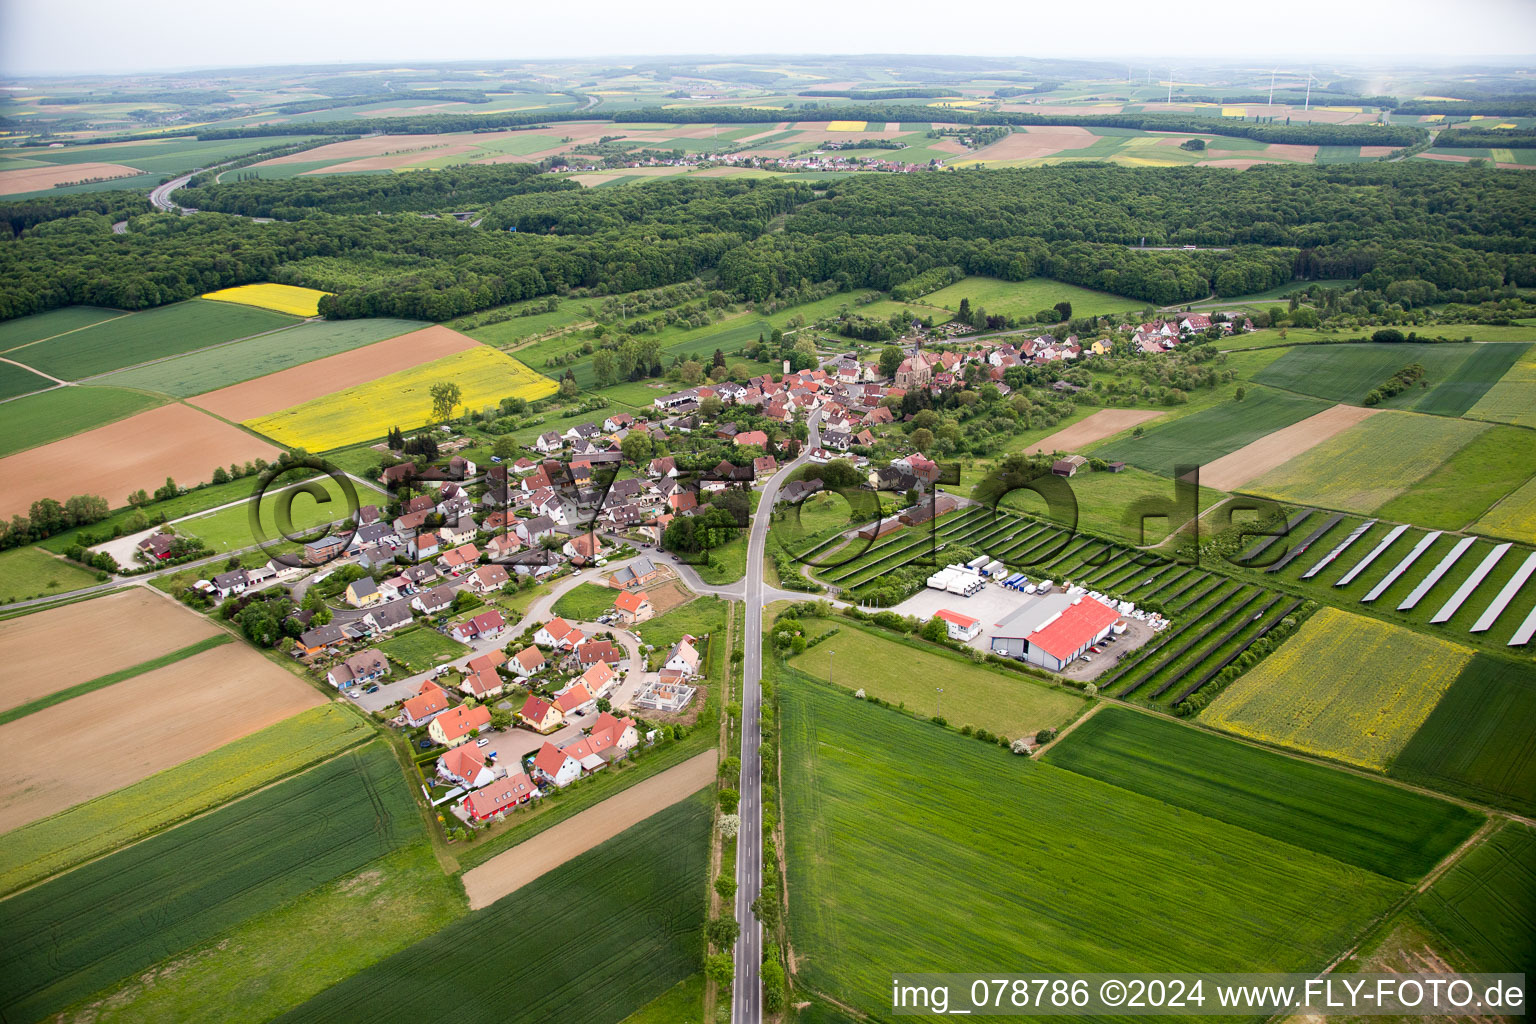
left=780, top=674, right=1406, bottom=1019
left=244, top=345, right=556, bottom=450
left=1252, top=342, right=1529, bottom=415
left=1044, top=707, right=1481, bottom=882
left=1, top=300, right=300, bottom=380
left=1200, top=607, right=1474, bottom=770
left=1091, top=388, right=1330, bottom=478
left=277, top=792, right=711, bottom=1024
left=787, top=616, right=1086, bottom=741
left=0, top=703, right=372, bottom=897
left=918, top=275, right=1143, bottom=319
left=1409, top=822, right=1536, bottom=980
left=0, top=742, right=419, bottom=1024
left=1390, top=655, right=1536, bottom=816
left=200, top=283, right=332, bottom=317
left=0, top=385, right=163, bottom=457
left=1243, top=411, right=1490, bottom=517
left=96, top=317, right=423, bottom=397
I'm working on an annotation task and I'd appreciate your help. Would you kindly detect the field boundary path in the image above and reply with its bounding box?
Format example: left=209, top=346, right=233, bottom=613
left=460, top=749, right=718, bottom=909
left=735, top=409, right=820, bottom=1024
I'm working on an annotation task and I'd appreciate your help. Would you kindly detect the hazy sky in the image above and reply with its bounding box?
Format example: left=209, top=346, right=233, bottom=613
left=3, top=0, right=1534, bottom=77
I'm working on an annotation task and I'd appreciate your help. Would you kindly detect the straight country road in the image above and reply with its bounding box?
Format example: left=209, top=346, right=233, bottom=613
left=734, top=410, right=820, bottom=1024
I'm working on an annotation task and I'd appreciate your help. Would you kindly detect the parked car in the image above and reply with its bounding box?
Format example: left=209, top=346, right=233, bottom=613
left=476, top=737, right=490, bottom=747
left=365, top=684, right=380, bottom=694
left=347, top=688, right=361, bottom=698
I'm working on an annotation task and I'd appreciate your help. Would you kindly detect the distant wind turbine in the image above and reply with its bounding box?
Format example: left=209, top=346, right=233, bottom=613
left=1305, top=71, right=1317, bottom=112
left=1167, top=68, right=1174, bottom=104
left=1268, top=68, right=1277, bottom=107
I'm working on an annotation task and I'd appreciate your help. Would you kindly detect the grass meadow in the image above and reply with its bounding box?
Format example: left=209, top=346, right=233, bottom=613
left=0, top=546, right=103, bottom=604
left=0, top=704, right=371, bottom=897
left=551, top=581, right=621, bottom=621
left=1467, top=343, right=1536, bottom=427
left=1253, top=342, right=1529, bottom=414
left=1375, top=424, right=1536, bottom=530
left=1000, top=464, right=1226, bottom=546
left=6, top=300, right=299, bottom=380
left=174, top=472, right=364, bottom=553
left=781, top=674, right=1406, bottom=1019
left=1200, top=607, right=1473, bottom=770
left=276, top=792, right=711, bottom=1024
left=244, top=346, right=556, bottom=450
left=1476, top=473, right=1536, bottom=542
left=1091, top=388, right=1329, bottom=478
left=1390, top=654, right=1536, bottom=816
left=1045, top=707, right=1481, bottom=882
left=920, top=275, right=1143, bottom=319
left=97, top=318, right=423, bottom=397
left=375, top=627, right=466, bottom=672
left=787, top=616, right=1086, bottom=741
left=0, top=385, right=163, bottom=457
left=0, top=742, right=417, bottom=1024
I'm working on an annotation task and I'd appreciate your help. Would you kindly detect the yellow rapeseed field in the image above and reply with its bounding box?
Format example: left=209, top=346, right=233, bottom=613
left=1200, top=607, right=1472, bottom=771
left=244, top=346, right=556, bottom=450
left=200, top=283, right=334, bottom=318
left=1221, top=106, right=1247, bottom=117
left=825, top=120, right=867, bottom=131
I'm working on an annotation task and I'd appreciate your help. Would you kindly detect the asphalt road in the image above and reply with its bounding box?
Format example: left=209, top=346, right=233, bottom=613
left=149, top=173, right=192, bottom=212
left=733, top=411, right=819, bottom=1024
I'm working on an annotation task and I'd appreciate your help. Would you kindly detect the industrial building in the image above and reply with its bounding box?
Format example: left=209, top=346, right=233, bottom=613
left=989, top=593, right=1120, bottom=671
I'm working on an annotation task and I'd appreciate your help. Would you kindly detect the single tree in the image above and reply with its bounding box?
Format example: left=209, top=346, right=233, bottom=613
left=429, top=381, right=463, bottom=423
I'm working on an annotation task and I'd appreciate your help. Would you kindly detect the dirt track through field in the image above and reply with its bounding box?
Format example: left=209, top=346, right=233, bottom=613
left=0, top=590, right=218, bottom=712
left=189, top=325, right=477, bottom=421
left=0, top=642, right=324, bottom=832
left=1024, top=408, right=1164, bottom=455
left=1200, top=403, right=1381, bottom=491
left=0, top=162, right=142, bottom=196
left=0, top=403, right=280, bottom=520
left=462, top=749, right=718, bottom=910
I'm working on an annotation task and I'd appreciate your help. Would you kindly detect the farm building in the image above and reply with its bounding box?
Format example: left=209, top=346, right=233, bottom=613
left=1051, top=455, right=1087, bottom=478
left=933, top=609, right=982, bottom=641
left=989, top=593, right=1118, bottom=671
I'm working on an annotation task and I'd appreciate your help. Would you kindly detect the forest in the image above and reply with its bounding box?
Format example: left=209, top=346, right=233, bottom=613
left=2, top=162, right=1532, bottom=321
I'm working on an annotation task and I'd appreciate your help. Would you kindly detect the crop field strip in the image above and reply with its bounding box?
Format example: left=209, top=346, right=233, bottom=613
left=0, top=634, right=231, bottom=726
left=1145, top=591, right=1281, bottom=702
left=1169, top=597, right=1304, bottom=705
left=276, top=793, right=711, bottom=1024
left=781, top=674, right=1408, bottom=1018
left=1411, top=822, right=1536, bottom=980
left=1044, top=708, right=1482, bottom=883
left=0, top=742, right=418, bottom=1024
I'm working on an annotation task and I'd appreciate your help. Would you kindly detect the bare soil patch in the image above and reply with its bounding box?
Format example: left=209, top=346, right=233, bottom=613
left=303, top=145, right=481, bottom=173
left=0, top=162, right=142, bottom=196
left=0, top=589, right=218, bottom=712
left=1201, top=403, right=1381, bottom=491
left=462, top=749, right=718, bottom=909
left=1023, top=408, right=1164, bottom=455
left=1262, top=143, right=1319, bottom=163
left=1359, top=146, right=1398, bottom=157
left=0, top=404, right=280, bottom=520
left=0, top=642, right=323, bottom=831
left=189, top=324, right=476, bottom=421
left=1418, top=152, right=1475, bottom=164
left=968, top=126, right=1100, bottom=161
left=256, top=134, right=471, bottom=166
left=641, top=579, right=692, bottom=616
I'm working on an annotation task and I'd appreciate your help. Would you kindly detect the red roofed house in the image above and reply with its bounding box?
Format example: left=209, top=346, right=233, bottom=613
left=988, top=594, right=1118, bottom=672
left=517, top=694, right=564, bottom=734
left=460, top=663, right=505, bottom=700
left=613, top=589, right=652, bottom=625
left=734, top=430, right=769, bottom=447
left=588, top=711, right=639, bottom=754
left=531, top=741, right=582, bottom=788
left=934, top=608, right=982, bottom=642
left=579, top=659, right=615, bottom=696
left=450, top=609, right=506, bottom=644
left=429, top=703, right=493, bottom=747
left=511, top=645, right=546, bottom=679
left=562, top=532, right=605, bottom=563
left=575, top=639, right=622, bottom=668
left=534, top=617, right=579, bottom=649
left=437, top=543, right=480, bottom=574
left=553, top=681, right=597, bottom=716
left=402, top=681, right=451, bottom=728
left=462, top=772, right=539, bottom=821
left=437, top=744, right=497, bottom=790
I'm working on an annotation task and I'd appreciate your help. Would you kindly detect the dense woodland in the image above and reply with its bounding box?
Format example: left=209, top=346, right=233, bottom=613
left=3, top=161, right=1533, bottom=321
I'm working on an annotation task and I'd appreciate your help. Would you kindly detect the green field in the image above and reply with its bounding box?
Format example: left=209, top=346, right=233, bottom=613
left=0, top=361, right=53, bottom=400
left=1410, top=822, right=1536, bottom=979
left=0, top=385, right=163, bottom=457
left=1390, top=655, right=1536, bottom=816
left=0, top=741, right=417, bottom=1024
left=1476, top=472, right=1536, bottom=542
left=75, top=842, right=463, bottom=1024
left=634, top=595, right=728, bottom=661
left=999, top=464, right=1226, bottom=546
left=1252, top=342, right=1529, bottom=413
left=1244, top=411, right=1489, bottom=515
left=376, top=626, right=466, bottom=671
left=920, top=275, right=1142, bottom=319
left=0, top=704, right=372, bottom=897
left=1466, top=343, right=1536, bottom=427
left=788, top=616, right=1085, bottom=741
left=95, top=317, right=423, bottom=397
left=551, top=581, right=621, bottom=621
left=781, top=674, right=1406, bottom=1017
left=174, top=472, right=370, bottom=553
left=1375, top=423, right=1536, bottom=530
left=1045, top=707, right=1481, bottom=882
left=0, top=545, right=103, bottom=604
left=5, top=300, right=300, bottom=380
left=278, top=792, right=711, bottom=1024
left=0, top=306, right=125, bottom=350
left=619, top=974, right=704, bottom=1024
left=1092, top=388, right=1329, bottom=478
